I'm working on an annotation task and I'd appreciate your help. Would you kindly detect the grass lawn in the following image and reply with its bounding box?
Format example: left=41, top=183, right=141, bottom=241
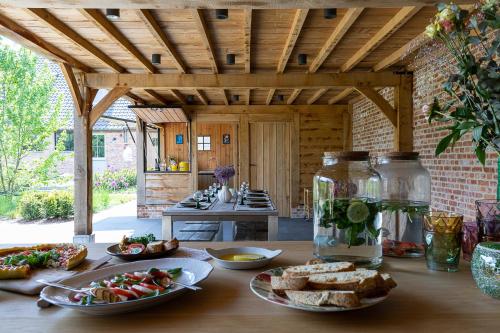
left=0, top=187, right=136, bottom=219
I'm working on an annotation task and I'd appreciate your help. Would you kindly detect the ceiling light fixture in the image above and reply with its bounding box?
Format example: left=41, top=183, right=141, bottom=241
left=186, top=95, right=194, bottom=104
left=106, top=9, right=120, bottom=20
left=298, top=54, right=307, bottom=65
left=226, top=53, right=236, bottom=65
left=232, top=95, right=239, bottom=102
left=151, top=54, right=161, bottom=65
left=324, top=8, right=337, bottom=19
left=216, top=9, right=228, bottom=19
left=278, top=94, right=284, bottom=102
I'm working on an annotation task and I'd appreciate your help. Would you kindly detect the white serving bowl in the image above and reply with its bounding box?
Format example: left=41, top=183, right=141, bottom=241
left=205, top=247, right=282, bottom=270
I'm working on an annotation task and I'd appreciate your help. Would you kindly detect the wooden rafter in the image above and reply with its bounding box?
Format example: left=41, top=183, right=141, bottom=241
left=80, top=9, right=157, bottom=74
left=137, top=9, right=187, bottom=73
left=277, top=9, right=308, bottom=73
left=309, top=8, right=364, bottom=73
left=354, top=86, right=396, bottom=126
left=184, top=105, right=347, bottom=113
left=246, top=89, right=251, bottom=105
left=287, top=89, right=301, bottom=105
left=222, top=90, right=229, bottom=105
left=125, top=92, right=146, bottom=104
left=27, top=8, right=124, bottom=73
left=60, top=63, right=83, bottom=115
left=266, top=89, right=275, bottom=105
left=329, top=88, right=355, bottom=105
left=85, top=72, right=403, bottom=89
left=0, top=1, right=474, bottom=9
left=0, top=12, right=91, bottom=72
left=191, top=9, right=218, bottom=74
left=194, top=90, right=208, bottom=105
left=90, top=87, right=131, bottom=126
left=144, top=89, right=169, bottom=104
left=307, top=88, right=328, bottom=105
left=341, top=6, right=421, bottom=72
left=169, top=89, right=187, bottom=104
left=244, top=9, right=252, bottom=74
left=373, top=32, right=428, bottom=71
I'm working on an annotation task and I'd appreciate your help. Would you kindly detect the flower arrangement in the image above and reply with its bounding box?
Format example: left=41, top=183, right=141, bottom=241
left=424, top=1, right=499, bottom=165
left=214, top=165, right=235, bottom=186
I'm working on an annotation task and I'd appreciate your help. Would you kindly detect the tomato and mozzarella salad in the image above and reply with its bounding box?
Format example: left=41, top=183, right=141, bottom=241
left=72, top=267, right=182, bottom=305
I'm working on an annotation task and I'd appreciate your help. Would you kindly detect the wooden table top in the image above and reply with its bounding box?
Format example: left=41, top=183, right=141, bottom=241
left=164, top=197, right=278, bottom=216
left=1, top=241, right=498, bottom=333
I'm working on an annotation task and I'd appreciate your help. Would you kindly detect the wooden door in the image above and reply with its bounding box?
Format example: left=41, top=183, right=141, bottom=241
left=249, top=122, right=291, bottom=217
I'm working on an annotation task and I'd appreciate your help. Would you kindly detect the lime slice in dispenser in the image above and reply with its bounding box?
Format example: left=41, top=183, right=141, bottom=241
left=346, top=201, right=369, bottom=223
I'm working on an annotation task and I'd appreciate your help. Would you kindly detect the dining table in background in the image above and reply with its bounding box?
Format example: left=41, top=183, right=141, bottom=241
left=0, top=241, right=498, bottom=333
left=162, top=196, right=279, bottom=241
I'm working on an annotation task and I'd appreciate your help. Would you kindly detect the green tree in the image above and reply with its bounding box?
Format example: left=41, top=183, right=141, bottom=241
left=0, top=43, right=64, bottom=194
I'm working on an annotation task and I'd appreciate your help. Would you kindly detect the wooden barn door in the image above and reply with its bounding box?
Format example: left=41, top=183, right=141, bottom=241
left=249, top=122, right=291, bottom=217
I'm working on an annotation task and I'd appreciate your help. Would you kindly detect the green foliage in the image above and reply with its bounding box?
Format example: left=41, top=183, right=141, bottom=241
left=425, top=1, right=500, bottom=164
left=18, top=191, right=73, bottom=220
left=0, top=43, right=65, bottom=193
left=0, top=195, right=19, bottom=218
left=94, top=168, right=136, bottom=191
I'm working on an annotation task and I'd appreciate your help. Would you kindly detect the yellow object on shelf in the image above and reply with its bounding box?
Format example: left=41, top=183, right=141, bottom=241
left=179, top=161, right=190, bottom=172
left=170, top=164, right=178, bottom=171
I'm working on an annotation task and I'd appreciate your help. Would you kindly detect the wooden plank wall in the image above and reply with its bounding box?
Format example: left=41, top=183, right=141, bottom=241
left=163, top=122, right=189, bottom=164
left=299, top=109, right=344, bottom=202
left=145, top=173, right=193, bottom=205
left=196, top=123, right=236, bottom=171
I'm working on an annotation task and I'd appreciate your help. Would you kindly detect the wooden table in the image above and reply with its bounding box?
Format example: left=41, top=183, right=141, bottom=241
left=1, top=241, right=499, bottom=333
left=162, top=198, right=279, bottom=241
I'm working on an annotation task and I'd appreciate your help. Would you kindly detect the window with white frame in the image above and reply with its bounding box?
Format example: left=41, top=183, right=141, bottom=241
left=92, top=134, right=105, bottom=158
left=197, top=136, right=211, bottom=151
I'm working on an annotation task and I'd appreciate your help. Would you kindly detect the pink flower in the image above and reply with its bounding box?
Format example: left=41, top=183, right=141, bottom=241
left=440, top=19, right=455, bottom=32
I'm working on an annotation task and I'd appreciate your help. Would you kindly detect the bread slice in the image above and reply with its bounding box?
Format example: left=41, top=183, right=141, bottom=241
left=271, top=276, right=308, bottom=296
left=307, top=269, right=384, bottom=293
left=163, top=238, right=179, bottom=251
left=285, top=290, right=360, bottom=308
left=147, top=241, right=165, bottom=254
left=282, top=262, right=354, bottom=278
left=381, top=273, right=397, bottom=289
left=305, top=258, right=325, bottom=265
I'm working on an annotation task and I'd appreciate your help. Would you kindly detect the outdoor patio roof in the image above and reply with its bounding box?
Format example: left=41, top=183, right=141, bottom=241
left=0, top=1, right=473, bottom=107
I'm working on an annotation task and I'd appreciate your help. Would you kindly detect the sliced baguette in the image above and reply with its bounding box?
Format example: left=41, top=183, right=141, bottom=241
left=307, top=269, right=384, bottom=293
left=282, top=262, right=354, bottom=278
left=285, top=290, right=360, bottom=308
left=381, top=273, right=397, bottom=289
left=146, top=241, right=165, bottom=254
left=271, top=276, right=308, bottom=296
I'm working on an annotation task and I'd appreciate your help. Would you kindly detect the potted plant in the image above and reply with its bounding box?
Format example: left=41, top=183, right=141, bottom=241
left=214, top=165, right=235, bottom=203
left=425, top=1, right=499, bottom=194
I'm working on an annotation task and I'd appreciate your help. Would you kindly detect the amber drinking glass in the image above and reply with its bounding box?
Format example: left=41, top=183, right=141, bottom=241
left=423, top=211, right=463, bottom=272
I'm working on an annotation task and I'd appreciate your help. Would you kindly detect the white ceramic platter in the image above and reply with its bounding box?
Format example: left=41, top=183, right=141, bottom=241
left=205, top=247, right=282, bottom=270
left=40, top=258, right=213, bottom=315
left=250, top=267, right=388, bottom=312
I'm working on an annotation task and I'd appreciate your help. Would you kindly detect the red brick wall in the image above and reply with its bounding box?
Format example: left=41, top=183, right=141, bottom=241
left=352, top=48, right=497, bottom=222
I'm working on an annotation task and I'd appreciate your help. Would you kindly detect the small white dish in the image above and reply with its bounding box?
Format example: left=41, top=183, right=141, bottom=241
left=205, top=247, right=282, bottom=270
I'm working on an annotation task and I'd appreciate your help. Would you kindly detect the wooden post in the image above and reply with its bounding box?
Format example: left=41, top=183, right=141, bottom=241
left=190, top=114, right=198, bottom=191
left=73, top=87, right=94, bottom=243
left=239, top=114, right=250, bottom=184
left=394, top=75, right=413, bottom=151
left=343, top=105, right=353, bottom=150
left=290, top=111, right=300, bottom=210
left=136, top=117, right=146, bottom=207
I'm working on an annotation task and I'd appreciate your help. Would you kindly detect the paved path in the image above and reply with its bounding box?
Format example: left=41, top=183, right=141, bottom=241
left=0, top=200, right=313, bottom=244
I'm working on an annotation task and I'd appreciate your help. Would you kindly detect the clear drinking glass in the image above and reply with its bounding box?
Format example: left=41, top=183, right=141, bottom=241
left=475, top=200, right=500, bottom=242
left=423, top=211, right=463, bottom=272
left=313, top=151, right=383, bottom=268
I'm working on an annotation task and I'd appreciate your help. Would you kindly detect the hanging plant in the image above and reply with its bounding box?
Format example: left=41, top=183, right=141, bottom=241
left=425, top=1, right=499, bottom=165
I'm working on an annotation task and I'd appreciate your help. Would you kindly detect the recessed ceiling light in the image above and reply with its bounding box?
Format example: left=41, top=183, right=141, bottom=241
left=151, top=54, right=161, bottom=65
left=226, top=53, right=236, bottom=65
left=298, top=54, right=307, bottom=65
left=106, top=9, right=120, bottom=20
left=324, top=8, right=337, bottom=19
left=232, top=95, right=239, bottom=102
left=278, top=94, right=284, bottom=102
left=216, top=9, right=228, bottom=19
left=186, top=95, right=194, bottom=104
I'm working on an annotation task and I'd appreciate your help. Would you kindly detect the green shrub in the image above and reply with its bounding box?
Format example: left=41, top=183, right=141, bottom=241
left=93, top=189, right=110, bottom=212
left=19, top=191, right=73, bottom=220
left=19, top=192, right=45, bottom=220
left=94, top=168, right=136, bottom=191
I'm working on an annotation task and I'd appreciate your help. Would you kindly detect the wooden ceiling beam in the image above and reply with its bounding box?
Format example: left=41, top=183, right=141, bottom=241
left=373, top=32, right=428, bottom=71
left=0, top=12, right=91, bottom=72
left=169, top=89, right=187, bottom=104
left=90, top=87, right=131, bottom=126
left=276, top=9, right=308, bottom=73
left=329, top=88, right=355, bottom=104
left=144, top=89, right=170, bottom=104
left=266, top=89, right=275, bottom=105
left=287, top=89, right=301, bottom=105
left=341, top=6, right=422, bottom=72
left=184, top=105, right=348, bottom=113
left=0, top=1, right=474, bottom=9
left=27, top=8, right=125, bottom=73
left=244, top=9, right=252, bottom=74
left=84, top=72, right=404, bottom=89
left=137, top=9, right=187, bottom=73
left=246, top=89, right=251, bottom=105
left=309, top=8, right=364, bottom=73
left=125, top=92, right=146, bottom=104
left=354, top=86, right=396, bottom=126
left=222, top=90, right=229, bottom=105
left=194, top=90, right=209, bottom=105
left=59, top=63, right=84, bottom=115
left=307, top=88, right=328, bottom=105
left=80, top=9, right=157, bottom=74
left=191, top=9, right=219, bottom=74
